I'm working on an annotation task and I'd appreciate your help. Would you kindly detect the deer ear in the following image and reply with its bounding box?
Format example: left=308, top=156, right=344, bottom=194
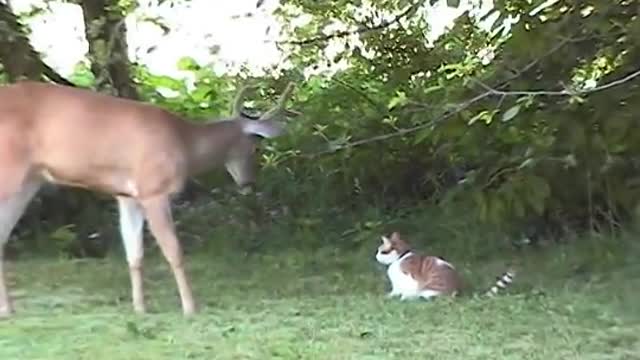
left=242, top=119, right=284, bottom=138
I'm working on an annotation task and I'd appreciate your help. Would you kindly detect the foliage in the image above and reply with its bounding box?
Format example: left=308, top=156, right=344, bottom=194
left=258, top=0, right=640, bottom=238
left=4, top=0, right=640, bottom=256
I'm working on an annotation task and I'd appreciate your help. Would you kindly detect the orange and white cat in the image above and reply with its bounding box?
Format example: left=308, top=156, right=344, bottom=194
left=375, top=232, right=515, bottom=300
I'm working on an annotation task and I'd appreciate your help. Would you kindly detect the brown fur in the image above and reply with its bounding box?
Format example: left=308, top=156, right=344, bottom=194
left=383, top=232, right=464, bottom=295
left=0, top=80, right=295, bottom=317
left=0, top=81, right=251, bottom=199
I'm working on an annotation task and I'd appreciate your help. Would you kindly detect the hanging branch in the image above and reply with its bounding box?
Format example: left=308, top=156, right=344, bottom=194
left=295, top=33, right=640, bottom=159
left=42, top=62, right=75, bottom=86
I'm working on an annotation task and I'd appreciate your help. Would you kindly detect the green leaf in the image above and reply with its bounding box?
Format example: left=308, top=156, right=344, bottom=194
left=209, top=44, right=221, bottom=55
left=517, top=158, right=536, bottom=169
left=487, top=194, right=506, bottom=224
left=468, top=109, right=496, bottom=125
left=387, top=91, right=408, bottom=109
left=473, top=191, right=488, bottom=221
left=502, top=105, right=521, bottom=122
left=423, top=85, right=443, bottom=95
left=447, top=0, right=460, bottom=7
left=138, top=15, right=171, bottom=35
left=50, top=224, right=77, bottom=243
left=176, top=56, right=200, bottom=71
left=512, top=196, right=526, bottom=218
left=525, top=175, right=551, bottom=214
left=413, top=127, right=433, bottom=145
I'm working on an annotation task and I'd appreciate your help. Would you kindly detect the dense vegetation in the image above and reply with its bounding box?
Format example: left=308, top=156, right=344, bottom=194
left=3, top=0, right=639, bottom=257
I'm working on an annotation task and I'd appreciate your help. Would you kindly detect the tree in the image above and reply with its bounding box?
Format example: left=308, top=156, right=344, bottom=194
left=0, top=1, right=73, bottom=85
left=79, top=0, right=139, bottom=99
left=266, top=0, right=640, bottom=238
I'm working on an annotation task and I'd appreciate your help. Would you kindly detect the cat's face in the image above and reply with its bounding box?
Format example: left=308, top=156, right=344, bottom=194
left=375, top=232, right=408, bottom=265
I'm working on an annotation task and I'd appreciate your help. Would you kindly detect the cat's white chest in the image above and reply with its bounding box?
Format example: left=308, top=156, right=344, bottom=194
left=385, top=255, right=442, bottom=300
left=387, top=259, right=421, bottom=299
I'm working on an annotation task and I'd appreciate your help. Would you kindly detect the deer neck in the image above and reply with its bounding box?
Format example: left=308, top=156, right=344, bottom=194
left=182, top=120, right=242, bottom=176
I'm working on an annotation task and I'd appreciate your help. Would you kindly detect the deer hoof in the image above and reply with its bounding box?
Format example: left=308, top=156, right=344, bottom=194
left=0, top=306, right=14, bottom=318
left=182, top=304, right=197, bottom=316
left=133, top=303, right=146, bottom=315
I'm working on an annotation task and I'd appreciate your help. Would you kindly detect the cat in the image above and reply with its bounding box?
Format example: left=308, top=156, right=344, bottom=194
left=375, top=231, right=516, bottom=300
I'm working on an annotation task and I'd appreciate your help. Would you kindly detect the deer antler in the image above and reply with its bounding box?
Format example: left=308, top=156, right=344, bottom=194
left=259, top=82, right=297, bottom=121
left=231, top=84, right=256, bottom=117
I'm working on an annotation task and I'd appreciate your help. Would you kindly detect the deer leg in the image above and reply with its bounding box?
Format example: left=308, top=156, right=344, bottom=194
left=116, top=196, right=146, bottom=314
left=139, top=195, right=195, bottom=315
left=0, top=179, right=41, bottom=317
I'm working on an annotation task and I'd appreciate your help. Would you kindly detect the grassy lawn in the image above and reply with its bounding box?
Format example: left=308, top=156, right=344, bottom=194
left=0, top=234, right=639, bottom=359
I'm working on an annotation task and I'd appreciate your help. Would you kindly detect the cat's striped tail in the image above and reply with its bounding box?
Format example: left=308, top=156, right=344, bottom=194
left=484, top=269, right=516, bottom=297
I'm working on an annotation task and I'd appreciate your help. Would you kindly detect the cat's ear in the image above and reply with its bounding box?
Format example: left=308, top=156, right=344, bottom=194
left=390, top=232, right=401, bottom=241
left=381, top=235, right=391, bottom=245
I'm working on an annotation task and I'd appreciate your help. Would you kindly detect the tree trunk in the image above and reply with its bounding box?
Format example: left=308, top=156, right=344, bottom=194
left=0, top=1, right=73, bottom=85
left=79, top=0, right=139, bottom=99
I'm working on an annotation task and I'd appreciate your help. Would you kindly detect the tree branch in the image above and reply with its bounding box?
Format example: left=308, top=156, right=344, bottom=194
left=333, top=77, right=387, bottom=114
left=42, top=62, right=76, bottom=87
left=299, top=61, right=640, bottom=158
left=473, top=68, right=640, bottom=97
left=303, top=90, right=490, bottom=158
left=281, top=2, right=422, bottom=46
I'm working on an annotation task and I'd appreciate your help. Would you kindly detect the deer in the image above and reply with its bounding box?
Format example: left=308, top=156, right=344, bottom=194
left=0, top=79, right=297, bottom=317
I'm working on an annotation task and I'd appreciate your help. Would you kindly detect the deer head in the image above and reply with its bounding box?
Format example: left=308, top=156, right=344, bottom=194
left=215, top=82, right=297, bottom=195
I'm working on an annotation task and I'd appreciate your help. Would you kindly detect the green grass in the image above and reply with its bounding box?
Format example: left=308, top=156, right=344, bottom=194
left=1, top=234, right=639, bottom=359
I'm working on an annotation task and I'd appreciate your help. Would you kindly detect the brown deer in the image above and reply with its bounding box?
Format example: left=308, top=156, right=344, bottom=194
left=0, top=80, right=297, bottom=317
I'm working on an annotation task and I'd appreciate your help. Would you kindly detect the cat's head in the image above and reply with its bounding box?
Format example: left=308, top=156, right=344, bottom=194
left=375, top=231, right=411, bottom=265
